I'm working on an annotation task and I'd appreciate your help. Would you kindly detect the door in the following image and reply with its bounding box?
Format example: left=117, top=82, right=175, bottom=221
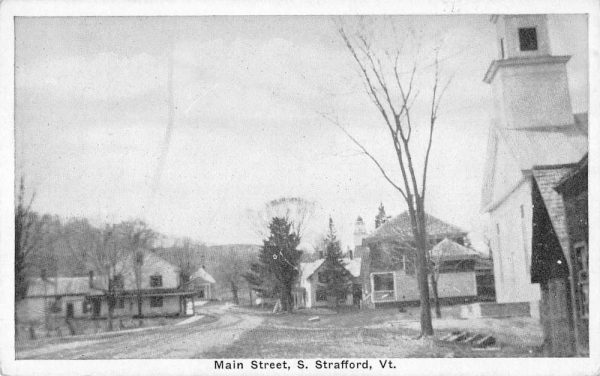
left=66, top=302, right=74, bottom=319
left=92, top=300, right=101, bottom=317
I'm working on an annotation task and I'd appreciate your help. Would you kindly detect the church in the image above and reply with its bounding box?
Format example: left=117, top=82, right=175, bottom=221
left=480, top=15, right=588, bottom=355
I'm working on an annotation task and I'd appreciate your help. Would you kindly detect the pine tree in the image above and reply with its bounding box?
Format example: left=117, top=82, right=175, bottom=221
left=320, top=218, right=352, bottom=308
left=256, top=217, right=302, bottom=312
left=375, top=202, right=391, bottom=229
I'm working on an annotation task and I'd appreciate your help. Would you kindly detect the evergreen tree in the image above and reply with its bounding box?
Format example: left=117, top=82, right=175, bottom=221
left=320, top=218, right=352, bottom=308
left=375, top=202, right=391, bottom=229
left=256, top=217, right=302, bottom=312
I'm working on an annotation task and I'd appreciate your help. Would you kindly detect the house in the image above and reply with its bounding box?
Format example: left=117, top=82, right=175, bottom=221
left=294, top=256, right=362, bottom=308
left=554, top=154, right=588, bottom=355
left=16, top=277, right=104, bottom=324
left=480, top=14, right=588, bottom=323
left=88, top=250, right=215, bottom=318
left=529, top=154, right=590, bottom=355
left=359, top=211, right=485, bottom=307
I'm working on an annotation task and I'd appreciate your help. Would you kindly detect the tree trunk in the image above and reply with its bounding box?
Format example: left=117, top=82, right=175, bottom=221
left=231, top=281, right=239, bottom=305
left=412, top=206, right=434, bottom=336
left=137, top=293, right=143, bottom=318
left=430, top=274, right=441, bottom=318
left=107, top=294, right=115, bottom=331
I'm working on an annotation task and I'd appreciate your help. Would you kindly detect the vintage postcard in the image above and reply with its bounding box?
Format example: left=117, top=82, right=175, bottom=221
left=1, top=0, right=598, bottom=375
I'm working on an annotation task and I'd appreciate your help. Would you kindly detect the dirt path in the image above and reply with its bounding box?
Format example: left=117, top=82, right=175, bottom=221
left=17, top=305, right=264, bottom=359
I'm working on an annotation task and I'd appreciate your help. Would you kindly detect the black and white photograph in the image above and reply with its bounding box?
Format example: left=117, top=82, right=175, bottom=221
left=1, top=0, right=598, bottom=375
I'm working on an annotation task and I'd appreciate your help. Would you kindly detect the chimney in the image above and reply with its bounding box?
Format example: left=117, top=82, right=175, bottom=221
left=88, top=270, right=94, bottom=288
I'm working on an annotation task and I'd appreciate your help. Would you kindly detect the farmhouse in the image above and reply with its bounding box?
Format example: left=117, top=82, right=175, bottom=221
left=357, top=212, right=489, bottom=307
left=86, top=250, right=215, bottom=318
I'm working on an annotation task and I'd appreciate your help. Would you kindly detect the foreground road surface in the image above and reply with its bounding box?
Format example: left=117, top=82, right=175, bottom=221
left=17, top=305, right=263, bottom=359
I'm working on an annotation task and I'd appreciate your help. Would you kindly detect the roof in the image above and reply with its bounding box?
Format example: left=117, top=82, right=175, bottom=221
left=430, top=238, right=480, bottom=261
left=26, top=277, right=104, bottom=297
left=300, top=257, right=362, bottom=281
left=496, top=124, right=587, bottom=171
left=481, top=116, right=587, bottom=211
left=190, top=266, right=216, bottom=284
left=366, top=211, right=466, bottom=243
left=555, top=153, right=588, bottom=195
left=532, top=166, right=573, bottom=256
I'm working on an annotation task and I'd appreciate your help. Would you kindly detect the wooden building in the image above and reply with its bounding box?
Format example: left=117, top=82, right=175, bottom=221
left=480, top=14, right=588, bottom=320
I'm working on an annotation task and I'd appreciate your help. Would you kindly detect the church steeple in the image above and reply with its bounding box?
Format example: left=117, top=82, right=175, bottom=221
left=484, top=15, right=574, bottom=129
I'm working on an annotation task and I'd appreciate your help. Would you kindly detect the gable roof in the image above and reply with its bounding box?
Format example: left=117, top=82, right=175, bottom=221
left=300, top=257, right=362, bottom=282
left=366, top=211, right=465, bottom=244
left=430, top=238, right=480, bottom=261
left=531, top=166, right=574, bottom=256
left=190, top=266, right=216, bottom=284
left=481, top=115, right=587, bottom=211
left=26, top=277, right=104, bottom=297
left=496, top=125, right=587, bottom=171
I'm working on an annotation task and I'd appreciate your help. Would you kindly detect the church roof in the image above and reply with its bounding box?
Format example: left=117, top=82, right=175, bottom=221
left=481, top=114, right=587, bottom=211
left=366, top=211, right=466, bottom=243
left=495, top=123, right=587, bottom=171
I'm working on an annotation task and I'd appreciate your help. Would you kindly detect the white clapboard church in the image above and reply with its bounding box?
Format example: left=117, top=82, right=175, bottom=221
left=480, top=15, right=588, bottom=317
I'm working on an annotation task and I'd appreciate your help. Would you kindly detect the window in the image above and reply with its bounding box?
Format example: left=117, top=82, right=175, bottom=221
left=82, top=301, right=89, bottom=314
left=50, top=298, right=62, bottom=313
left=518, top=28, right=538, bottom=51
left=574, top=242, right=588, bottom=319
left=117, top=298, right=125, bottom=309
left=150, top=275, right=163, bottom=287
left=373, top=273, right=394, bottom=291
left=316, top=288, right=327, bottom=302
left=317, top=272, right=327, bottom=284
left=150, top=296, right=163, bottom=307
left=112, top=274, right=124, bottom=290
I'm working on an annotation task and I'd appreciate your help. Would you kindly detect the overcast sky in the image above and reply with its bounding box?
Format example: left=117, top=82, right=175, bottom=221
left=15, top=15, right=588, bottom=251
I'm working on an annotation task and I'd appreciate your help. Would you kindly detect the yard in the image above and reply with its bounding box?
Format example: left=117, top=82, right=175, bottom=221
left=15, top=303, right=545, bottom=359
left=204, top=304, right=544, bottom=358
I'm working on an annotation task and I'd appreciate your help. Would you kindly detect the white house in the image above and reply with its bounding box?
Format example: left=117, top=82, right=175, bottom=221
left=89, top=250, right=215, bottom=318
left=295, top=257, right=362, bottom=308
left=480, top=15, right=588, bottom=316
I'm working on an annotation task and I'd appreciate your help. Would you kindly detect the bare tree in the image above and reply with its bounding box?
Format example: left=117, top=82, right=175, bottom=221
left=327, top=24, right=452, bottom=336
left=66, top=219, right=126, bottom=331
left=213, top=245, right=255, bottom=305
left=248, top=197, right=317, bottom=240
left=117, top=220, right=156, bottom=318
left=15, top=177, right=46, bottom=302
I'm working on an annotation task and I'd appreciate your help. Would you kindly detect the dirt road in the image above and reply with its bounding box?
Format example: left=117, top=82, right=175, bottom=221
left=16, top=305, right=264, bottom=359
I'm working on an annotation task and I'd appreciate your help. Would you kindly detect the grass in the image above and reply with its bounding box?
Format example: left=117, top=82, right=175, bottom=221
left=206, top=305, right=544, bottom=358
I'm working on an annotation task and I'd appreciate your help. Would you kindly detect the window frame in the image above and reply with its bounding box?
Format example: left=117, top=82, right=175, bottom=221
left=518, top=27, right=538, bottom=51
left=373, top=272, right=395, bottom=292
left=150, top=296, right=163, bottom=307
left=316, top=288, right=327, bottom=302
left=150, top=274, right=163, bottom=288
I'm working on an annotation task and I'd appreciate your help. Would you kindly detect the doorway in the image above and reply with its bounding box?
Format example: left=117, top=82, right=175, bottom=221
left=66, top=302, right=74, bottom=319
